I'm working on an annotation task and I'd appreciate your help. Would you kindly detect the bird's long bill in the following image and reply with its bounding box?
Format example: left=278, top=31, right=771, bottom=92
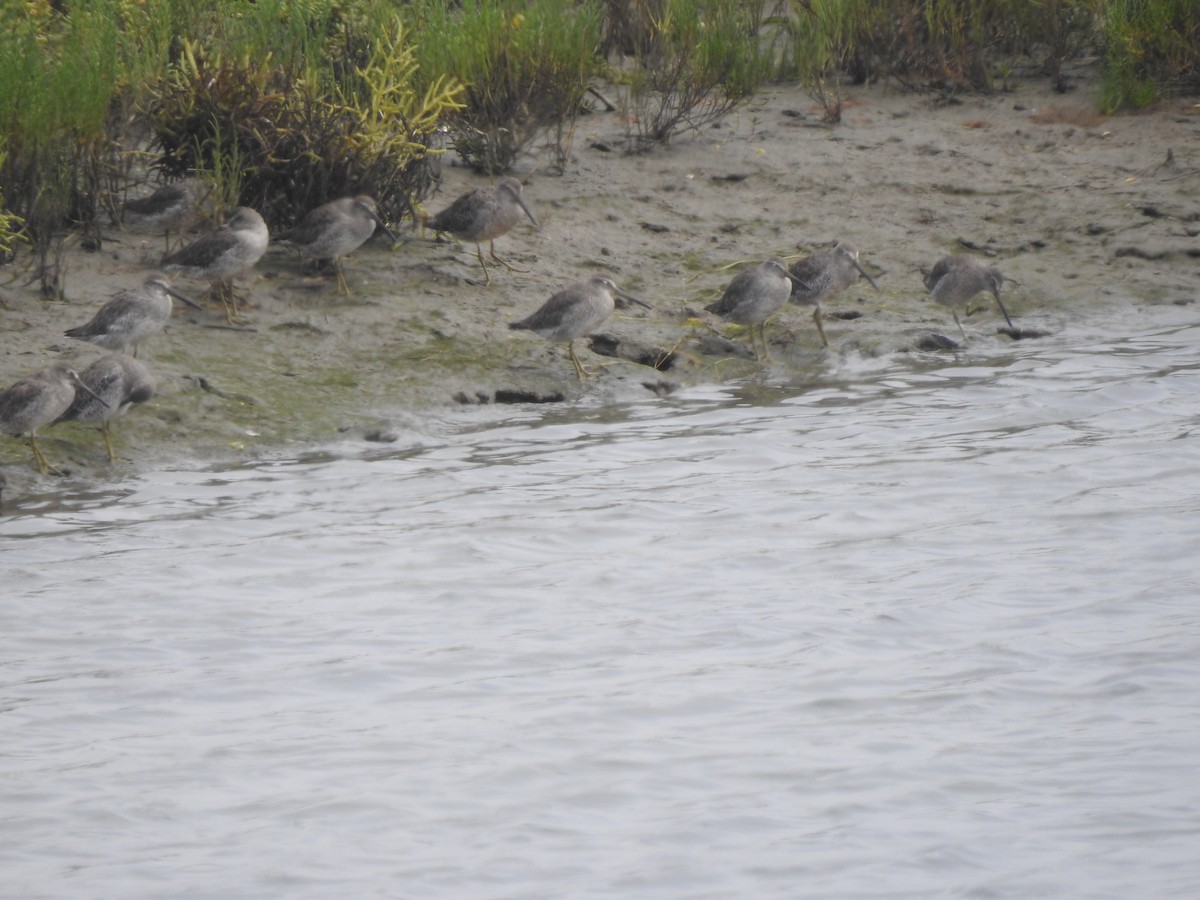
left=516, top=196, right=540, bottom=230
left=785, top=271, right=805, bottom=289
left=68, top=372, right=111, bottom=409
left=615, top=290, right=651, bottom=311
left=166, top=286, right=204, bottom=310
left=854, top=259, right=880, bottom=291
left=370, top=211, right=399, bottom=245
left=993, top=290, right=1016, bottom=329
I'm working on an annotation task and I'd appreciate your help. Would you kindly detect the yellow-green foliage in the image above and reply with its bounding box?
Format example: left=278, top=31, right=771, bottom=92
left=145, top=15, right=465, bottom=226
left=0, top=146, right=27, bottom=260
left=353, top=19, right=466, bottom=168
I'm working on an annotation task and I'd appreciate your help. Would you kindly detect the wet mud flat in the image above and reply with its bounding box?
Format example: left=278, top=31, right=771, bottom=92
left=1, top=70, right=1198, bottom=483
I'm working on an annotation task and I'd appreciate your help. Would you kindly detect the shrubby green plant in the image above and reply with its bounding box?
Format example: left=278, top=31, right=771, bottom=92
left=143, top=17, right=463, bottom=228
left=0, top=0, right=123, bottom=293
left=768, top=0, right=1102, bottom=91
left=1100, top=0, right=1200, bottom=111
left=405, top=0, right=602, bottom=174
left=616, top=0, right=773, bottom=149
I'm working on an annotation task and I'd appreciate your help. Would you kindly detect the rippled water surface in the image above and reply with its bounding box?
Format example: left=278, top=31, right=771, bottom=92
left=4, top=314, right=1200, bottom=898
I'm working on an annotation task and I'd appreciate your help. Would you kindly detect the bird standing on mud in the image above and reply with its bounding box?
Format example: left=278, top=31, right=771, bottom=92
left=276, top=195, right=397, bottom=295
left=55, top=354, right=155, bottom=464
left=424, top=177, right=539, bottom=285
left=510, top=275, right=650, bottom=380
left=123, top=181, right=207, bottom=253
left=0, top=363, right=107, bottom=475
left=924, top=254, right=1015, bottom=341
left=162, top=206, right=269, bottom=324
left=706, top=258, right=796, bottom=362
left=789, top=241, right=880, bottom=348
left=64, top=273, right=200, bottom=358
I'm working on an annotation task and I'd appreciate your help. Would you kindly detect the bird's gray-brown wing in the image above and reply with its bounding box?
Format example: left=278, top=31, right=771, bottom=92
left=162, top=225, right=236, bottom=268
left=788, top=250, right=835, bottom=301
left=64, top=291, right=140, bottom=339
left=426, top=190, right=485, bottom=237
left=125, top=185, right=187, bottom=218
left=705, top=268, right=755, bottom=317
left=278, top=204, right=340, bottom=247
left=59, top=359, right=122, bottom=421
left=0, top=378, right=43, bottom=429
left=923, top=256, right=955, bottom=292
left=510, top=289, right=583, bottom=332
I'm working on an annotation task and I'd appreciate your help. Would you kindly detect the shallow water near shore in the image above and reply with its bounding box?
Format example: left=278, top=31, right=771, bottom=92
left=4, top=306, right=1200, bottom=898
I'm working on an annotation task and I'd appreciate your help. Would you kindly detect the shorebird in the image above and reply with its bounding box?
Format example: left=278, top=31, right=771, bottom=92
left=64, top=273, right=200, bottom=358
left=56, top=354, right=155, bottom=463
left=277, top=195, right=397, bottom=294
left=509, top=275, right=650, bottom=380
left=0, top=363, right=107, bottom=475
left=162, top=206, right=269, bottom=323
left=424, top=177, right=539, bottom=284
left=789, top=241, right=880, bottom=347
left=924, top=254, right=1015, bottom=341
left=705, top=258, right=796, bottom=362
left=123, top=181, right=208, bottom=253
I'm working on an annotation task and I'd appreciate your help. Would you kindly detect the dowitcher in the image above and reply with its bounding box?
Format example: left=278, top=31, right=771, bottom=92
left=64, top=273, right=200, bottom=358
left=123, top=181, right=207, bottom=253
left=924, top=254, right=1015, bottom=341
left=705, top=258, right=796, bottom=362
left=789, top=241, right=880, bottom=348
left=277, top=195, right=398, bottom=294
left=509, top=276, right=650, bottom=380
left=425, top=177, right=539, bottom=284
left=56, top=354, right=155, bottom=463
left=0, top=363, right=107, bottom=475
left=162, top=206, right=269, bottom=323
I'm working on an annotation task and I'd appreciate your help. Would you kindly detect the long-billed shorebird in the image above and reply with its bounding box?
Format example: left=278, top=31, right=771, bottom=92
left=123, top=181, right=208, bottom=253
left=56, top=354, right=155, bottom=463
left=509, top=275, right=650, bottom=380
left=277, top=195, right=397, bottom=294
left=162, top=206, right=269, bottom=323
left=64, top=273, right=200, bottom=358
left=924, top=254, right=1015, bottom=341
left=705, top=258, right=796, bottom=362
left=0, top=363, right=107, bottom=474
left=425, top=177, right=539, bottom=284
left=789, top=241, right=880, bottom=348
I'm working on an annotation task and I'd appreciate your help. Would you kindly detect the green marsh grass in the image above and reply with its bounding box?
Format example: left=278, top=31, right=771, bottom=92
left=405, top=0, right=603, bottom=174
left=615, top=0, right=772, bottom=149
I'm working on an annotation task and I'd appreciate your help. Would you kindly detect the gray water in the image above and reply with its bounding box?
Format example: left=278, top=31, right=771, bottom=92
left=4, top=310, right=1200, bottom=899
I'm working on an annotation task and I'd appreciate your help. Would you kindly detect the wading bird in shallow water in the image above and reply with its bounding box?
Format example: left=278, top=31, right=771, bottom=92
left=0, top=363, right=107, bottom=475
left=705, top=258, right=797, bottom=363
left=55, top=354, right=155, bottom=464
left=64, top=273, right=200, bottom=358
left=509, top=276, right=650, bottom=380
left=789, top=241, right=880, bottom=348
left=424, top=178, right=539, bottom=285
left=924, top=254, right=1015, bottom=342
left=276, top=195, right=397, bottom=294
left=161, top=206, right=269, bottom=324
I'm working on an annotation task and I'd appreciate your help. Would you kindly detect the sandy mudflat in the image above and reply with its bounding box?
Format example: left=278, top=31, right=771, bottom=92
left=2, top=66, right=1198, bottom=478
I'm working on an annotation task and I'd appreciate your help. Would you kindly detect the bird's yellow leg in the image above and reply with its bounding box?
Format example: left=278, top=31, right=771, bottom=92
left=101, top=422, right=118, bottom=463
left=812, top=306, right=830, bottom=348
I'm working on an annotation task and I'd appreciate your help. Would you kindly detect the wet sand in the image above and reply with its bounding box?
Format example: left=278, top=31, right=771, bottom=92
left=2, top=68, right=1198, bottom=479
